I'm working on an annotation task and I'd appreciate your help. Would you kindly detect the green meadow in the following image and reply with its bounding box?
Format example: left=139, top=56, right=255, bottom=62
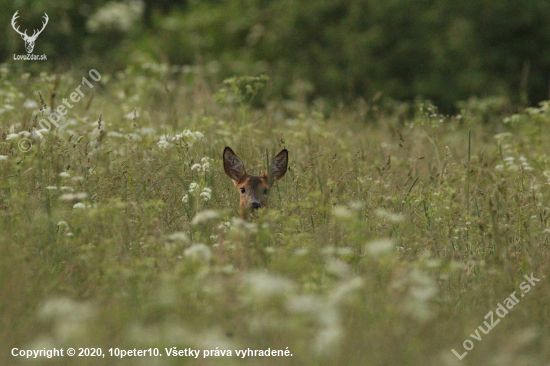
left=1, top=65, right=549, bottom=365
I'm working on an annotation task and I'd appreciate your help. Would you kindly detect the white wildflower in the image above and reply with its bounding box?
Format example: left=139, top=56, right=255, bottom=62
left=38, top=297, right=95, bottom=322
left=59, top=172, right=71, bottom=178
left=184, top=244, right=212, bottom=262
left=60, top=193, right=88, bottom=201
left=23, top=100, right=39, bottom=109
left=72, top=203, right=86, bottom=209
left=326, top=259, right=352, bottom=278
left=230, top=217, right=258, bottom=232
left=107, top=131, right=124, bottom=138
left=181, top=194, right=189, bottom=203
left=45, top=186, right=57, bottom=190
left=365, top=239, right=394, bottom=257
left=167, top=232, right=189, bottom=243
left=200, top=188, right=212, bottom=202
left=408, top=271, right=438, bottom=301
left=191, top=210, right=219, bottom=225
left=294, top=248, right=308, bottom=256
left=244, top=272, right=296, bottom=299
left=218, top=222, right=231, bottom=231
left=200, top=157, right=213, bottom=171
left=332, top=206, right=353, bottom=219
left=0, top=155, right=8, bottom=161
left=176, top=130, right=205, bottom=143
left=157, top=140, right=170, bottom=149
left=124, top=110, right=139, bottom=119
left=139, top=127, right=156, bottom=135
left=86, top=1, right=144, bottom=33
left=375, top=208, right=405, bottom=223
left=188, top=182, right=199, bottom=193
left=494, top=132, right=512, bottom=140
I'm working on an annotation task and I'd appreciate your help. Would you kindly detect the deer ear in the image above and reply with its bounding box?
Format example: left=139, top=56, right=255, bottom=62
left=270, top=149, right=288, bottom=182
left=223, top=147, right=247, bottom=182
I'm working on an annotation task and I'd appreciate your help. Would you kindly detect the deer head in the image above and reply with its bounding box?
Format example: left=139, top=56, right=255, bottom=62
left=12, top=11, right=49, bottom=54
left=223, top=147, right=288, bottom=218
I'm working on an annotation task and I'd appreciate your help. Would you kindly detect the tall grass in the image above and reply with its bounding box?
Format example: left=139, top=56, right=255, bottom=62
left=1, top=64, right=549, bottom=365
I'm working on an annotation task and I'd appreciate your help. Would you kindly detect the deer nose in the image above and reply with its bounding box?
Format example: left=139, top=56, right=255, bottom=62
left=251, top=202, right=261, bottom=209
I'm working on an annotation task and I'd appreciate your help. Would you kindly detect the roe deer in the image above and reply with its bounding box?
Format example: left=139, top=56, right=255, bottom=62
left=223, top=147, right=288, bottom=218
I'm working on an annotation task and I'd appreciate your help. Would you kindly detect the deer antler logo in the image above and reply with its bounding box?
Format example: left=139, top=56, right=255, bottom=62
left=11, top=11, right=49, bottom=54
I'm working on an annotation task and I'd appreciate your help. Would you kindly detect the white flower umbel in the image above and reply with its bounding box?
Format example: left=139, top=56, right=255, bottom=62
left=365, top=239, right=395, bottom=257
left=167, top=232, right=189, bottom=244
left=86, top=1, right=144, bottom=33
left=375, top=208, right=404, bottom=223
left=23, top=100, right=39, bottom=109
left=184, top=244, right=212, bottom=262
left=173, top=130, right=205, bottom=146
left=190, top=157, right=213, bottom=172
left=157, top=139, right=170, bottom=149
left=191, top=210, right=220, bottom=225
left=243, top=272, right=296, bottom=300
left=188, top=182, right=199, bottom=193
left=60, top=193, right=88, bottom=201
left=200, top=188, right=212, bottom=202
left=332, top=205, right=353, bottom=219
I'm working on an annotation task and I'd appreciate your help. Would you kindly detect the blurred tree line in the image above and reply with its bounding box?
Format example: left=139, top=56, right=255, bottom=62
left=2, top=0, right=550, bottom=110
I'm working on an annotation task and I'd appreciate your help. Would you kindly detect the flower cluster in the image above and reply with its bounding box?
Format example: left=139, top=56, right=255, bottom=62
left=495, top=156, right=534, bottom=172
left=176, top=130, right=204, bottom=142
left=157, top=129, right=205, bottom=149
left=86, top=1, right=144, bottom=33
left=182, top=183, right=212, bottom=203
left=191, top=157, right=213, bottom=172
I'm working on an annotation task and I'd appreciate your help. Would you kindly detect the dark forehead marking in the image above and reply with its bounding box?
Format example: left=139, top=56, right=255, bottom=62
left=244, top=176, right=268, bottom=187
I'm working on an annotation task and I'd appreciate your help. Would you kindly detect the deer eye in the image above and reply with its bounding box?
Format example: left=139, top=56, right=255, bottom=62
left=264, top=189, right=268, bottom=195
left=240, top=188, right=246, bottom=194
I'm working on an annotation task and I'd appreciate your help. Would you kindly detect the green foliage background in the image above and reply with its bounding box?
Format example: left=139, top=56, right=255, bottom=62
left=2, top=0, right=550, bottom=109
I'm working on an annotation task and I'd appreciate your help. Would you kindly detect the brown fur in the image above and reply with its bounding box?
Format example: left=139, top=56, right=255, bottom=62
left=223, top=147, right=288, bottom=218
